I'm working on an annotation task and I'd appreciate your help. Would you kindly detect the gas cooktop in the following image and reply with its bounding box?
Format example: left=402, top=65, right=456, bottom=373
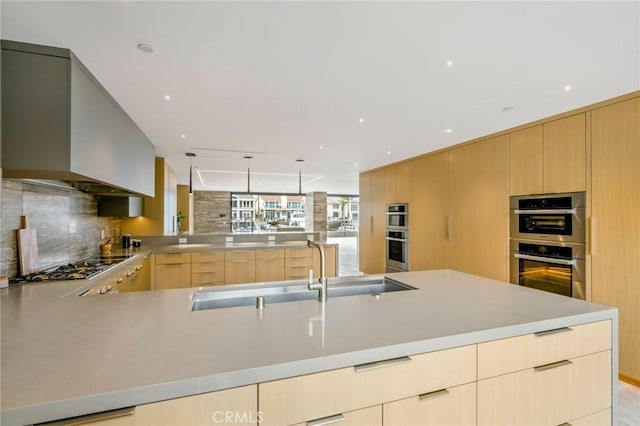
left=11, top=255, right=134, bottom=284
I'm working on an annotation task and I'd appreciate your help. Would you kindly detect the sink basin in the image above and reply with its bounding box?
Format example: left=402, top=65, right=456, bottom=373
left=190, top=277, right=415, bottom=311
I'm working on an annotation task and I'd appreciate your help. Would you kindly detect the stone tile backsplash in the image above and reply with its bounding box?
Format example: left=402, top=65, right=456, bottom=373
left=1, top=179, right=121, bottom=278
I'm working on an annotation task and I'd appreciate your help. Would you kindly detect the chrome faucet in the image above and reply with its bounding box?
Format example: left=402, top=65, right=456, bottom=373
left=307, top=240, right=327, bottom=302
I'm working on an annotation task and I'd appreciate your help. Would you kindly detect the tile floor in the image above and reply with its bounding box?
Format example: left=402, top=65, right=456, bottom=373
left=619, top=380, right=640, bottom=425
left=329, top=237, right=640, bottom=425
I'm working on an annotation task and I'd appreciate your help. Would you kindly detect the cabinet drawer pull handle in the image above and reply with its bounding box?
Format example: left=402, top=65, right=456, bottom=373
left=534, top=327, right=572, bottom=337
left=37, top=406, right=135, bottom=425
left=418, top=388, right=450, bottom=400
left=534, top=359, right=572, bottom=372
left=558, top=423, right=572, bottom=426
left=307, top=413, right=345, bottom=426
left=354, top=356, right=411, bottom=372
left=231, top=260, right=250, bottom=263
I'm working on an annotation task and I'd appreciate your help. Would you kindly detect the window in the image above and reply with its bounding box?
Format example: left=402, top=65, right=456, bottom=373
left=231, top=193, right=306, bottom=233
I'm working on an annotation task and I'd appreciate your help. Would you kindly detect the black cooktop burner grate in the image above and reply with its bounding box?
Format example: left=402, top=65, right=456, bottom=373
left=10, top=255, right=133, bottom=284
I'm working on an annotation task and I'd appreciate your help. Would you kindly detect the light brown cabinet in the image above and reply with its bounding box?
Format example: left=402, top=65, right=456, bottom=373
left=591, top=97, right=640, bottom=381
left=225, top=250, right=256, bottom=285
left=77, top=385, right=257, bottom=425
left=448, top=135, right=509, bottom=281
left=291, top=406, right=382, bottom=426
left=126, top=255, right=150, bottom=292
left=284, top=247, right=313, bottom=280
left=154, top=253, right=191, bottom=290
left=258, top=345, right=476, bottom=426
left=255, top=249, right=285, bottom=282
left=407, top=152, right=449, bottom=271
left=358, top=169, right=386, bottom=274
left=477, top=320, right=612, bottom=426
left=384, top=163, right=410, bottom=204
left=508, top=114, right=586, bottom=195
left=191, top=251, right=225, bottom=286
left=383, top=382, right=476, bottom=426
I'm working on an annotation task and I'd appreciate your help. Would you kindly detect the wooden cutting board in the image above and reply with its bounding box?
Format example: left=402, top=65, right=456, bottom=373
left=17, top=218, right=39, bottom=276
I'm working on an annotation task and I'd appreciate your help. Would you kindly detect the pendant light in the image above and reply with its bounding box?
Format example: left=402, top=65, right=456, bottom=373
left=244, top=156, right=253, bottom=194
left=185, top=152, right=196, bottom=194
left=296, top=159, right=304, bottom=196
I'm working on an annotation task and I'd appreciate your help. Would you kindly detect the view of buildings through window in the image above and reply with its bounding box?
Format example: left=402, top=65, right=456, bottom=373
left=230, top=194, right=359, bottom=233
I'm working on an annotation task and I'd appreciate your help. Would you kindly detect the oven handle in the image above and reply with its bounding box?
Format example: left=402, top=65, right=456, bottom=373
left=385, top=237, right=407, bottom=242
left=514, top=253, right=575, bottom=266
left=514, top=209, right=575, bottom=215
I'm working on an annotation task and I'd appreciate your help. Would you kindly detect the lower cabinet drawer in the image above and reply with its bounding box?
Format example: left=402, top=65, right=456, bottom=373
left=191, top=271, right=225, bottom=286
left=570, top=408, right=611, bottom=426
left=154, top=253, right=192, bottom=265
left=192, top=261, right=224, bottom=274
left=43, top=385, right=257, bottom=425
left=478, top=320, right=611, bottom=379
left=383, top=382, right=476, bottom=426
left=259, top=345, right=476, bottom=426
left=477, top=350, right=611, bottom=426
left=290, top=405, right=381, bottom=426
left=285, top=266, right=310, bottom=280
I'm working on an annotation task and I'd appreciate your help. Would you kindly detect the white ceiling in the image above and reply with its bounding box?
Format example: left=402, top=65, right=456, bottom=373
left=2, top=1, right=639, bottom=195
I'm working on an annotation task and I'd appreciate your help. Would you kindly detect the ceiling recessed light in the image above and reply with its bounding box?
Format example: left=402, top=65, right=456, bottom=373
left=354, top=162, right=359, bottom=167
left=446, top=60, right=453, bottom=67
left=444, top=128, right=453, bottom=133
left=319, top=145, right=324, bottom=150
left=137, top=43, right=154, bottom=54
left=359, top=117, right=365, bottom=123
left=502, top=106, right=514, bottom=112
left=164, top=95, right=171, bottom=100
left=387, top=151, right=392, bottom=155
left=180, top=134, right=187, bottom=139
left=563, top=85, right=572, bottom=91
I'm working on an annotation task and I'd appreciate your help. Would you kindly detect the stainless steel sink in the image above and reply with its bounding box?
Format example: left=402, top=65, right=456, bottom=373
left=189, top=277, right=415, bottom=311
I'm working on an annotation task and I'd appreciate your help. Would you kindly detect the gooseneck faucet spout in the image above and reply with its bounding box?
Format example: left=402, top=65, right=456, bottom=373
left=307, top=240, right=327, bottom=303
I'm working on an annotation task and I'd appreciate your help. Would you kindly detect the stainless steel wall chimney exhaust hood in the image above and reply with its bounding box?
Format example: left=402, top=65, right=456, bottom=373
left=1, top=40, right=155, bottom=197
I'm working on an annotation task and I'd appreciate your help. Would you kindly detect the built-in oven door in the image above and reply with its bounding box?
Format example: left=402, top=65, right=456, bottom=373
left=386, top=230, right=408, bottom=272
left=386, top=204, right=408, bottom=229
left=509, top=240, right=585, bottom=299
left=510, top=193, right=585, bottom=243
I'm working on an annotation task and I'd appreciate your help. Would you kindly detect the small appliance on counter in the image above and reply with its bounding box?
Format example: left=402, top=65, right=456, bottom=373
left=122, top=234, right=131, bottom=249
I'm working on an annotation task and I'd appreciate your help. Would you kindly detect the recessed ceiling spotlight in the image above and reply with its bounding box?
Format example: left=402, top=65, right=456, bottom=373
left=319, top=145, right=324, bottom=149
left=164, top=95, right=171, bottom=100
left=137, top=43, right=154, bottom=54
left=354, top=162, right=359, bottom=167
left=359, top=117, right=365, bottom=123
left=444, top=128, right=453, bottom=133
left=180, top=134, right=187, bottom=139
left=563, top=85, right=572, bottom=91
left=446, top=60, right=453, bottom=67
left=502, top=106, right=515, bottom=112
left=387, top=151, right=392, bottom=155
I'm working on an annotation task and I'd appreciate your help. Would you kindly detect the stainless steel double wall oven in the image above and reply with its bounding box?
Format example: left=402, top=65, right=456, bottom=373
left=510, top=192, right=586, bottom=299
left=385, top=203, right=409, bottom=272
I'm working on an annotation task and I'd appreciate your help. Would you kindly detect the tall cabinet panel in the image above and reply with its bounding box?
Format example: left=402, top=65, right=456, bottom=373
left=543, top=113, right=586, bottom=193
left=358, top=169, right=385, bottom=274
left=448, top=136, right=508, bottom=281
left=509, top=125, right=543, bottom=196
left=408, top=153, right=449, bottom=271
left=591, top=97, right=640, bottom=382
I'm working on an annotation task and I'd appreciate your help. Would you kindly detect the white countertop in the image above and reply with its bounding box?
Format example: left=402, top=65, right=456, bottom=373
left=0, top=269, right=617, bottom=425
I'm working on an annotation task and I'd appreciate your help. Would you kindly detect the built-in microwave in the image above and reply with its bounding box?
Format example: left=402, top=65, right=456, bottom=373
left=386, top=203, right=408, bottom=230
left=510, top=192, right=586, bottom=243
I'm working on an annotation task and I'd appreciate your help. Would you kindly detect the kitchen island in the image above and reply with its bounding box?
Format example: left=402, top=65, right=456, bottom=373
left=0, top=269, right=617, bottom=425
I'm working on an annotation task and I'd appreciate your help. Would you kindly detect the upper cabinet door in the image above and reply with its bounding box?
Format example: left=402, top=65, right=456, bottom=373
left=543, top=113, right=586, bottom=193
left=408, top=153, right=449, bottom=271
left=509, top=125, right=544, bottom=196
left=448, top=135, right=508, bottom=282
